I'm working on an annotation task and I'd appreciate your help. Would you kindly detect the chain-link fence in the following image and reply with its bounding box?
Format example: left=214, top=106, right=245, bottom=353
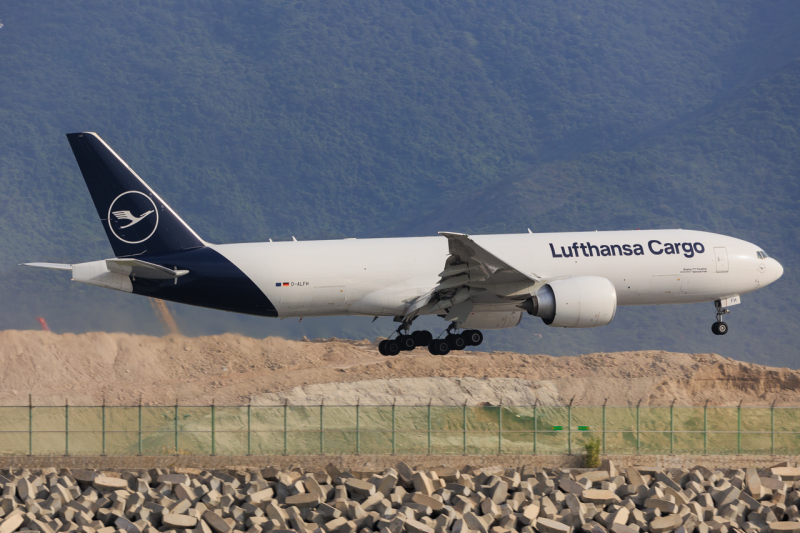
left=1, top=402, right=798, bottom=456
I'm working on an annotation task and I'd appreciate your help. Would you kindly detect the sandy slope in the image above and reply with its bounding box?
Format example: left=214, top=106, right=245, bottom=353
left=1, top=330, right=798, bottom=407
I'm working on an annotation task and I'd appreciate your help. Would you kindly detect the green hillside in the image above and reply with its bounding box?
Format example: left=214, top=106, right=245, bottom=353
left=0, top=1, right=798, bottom=366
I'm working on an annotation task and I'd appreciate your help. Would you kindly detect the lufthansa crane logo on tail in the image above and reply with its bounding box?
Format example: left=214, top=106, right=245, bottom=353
left=107, top=191, right=159, bottom=244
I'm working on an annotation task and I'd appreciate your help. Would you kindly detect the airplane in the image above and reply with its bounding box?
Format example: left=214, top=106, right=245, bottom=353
left=24, top=133, right=784, bottom=356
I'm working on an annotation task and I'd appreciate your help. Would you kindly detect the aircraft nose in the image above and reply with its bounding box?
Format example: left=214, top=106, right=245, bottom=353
left=775, top=259, right=784, bottom=281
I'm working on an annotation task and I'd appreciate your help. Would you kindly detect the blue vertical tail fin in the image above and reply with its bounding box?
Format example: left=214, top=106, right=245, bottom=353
left=66, top=132, right=205, bottom=257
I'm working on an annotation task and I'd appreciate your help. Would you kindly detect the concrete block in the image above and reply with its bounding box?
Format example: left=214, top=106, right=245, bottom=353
left=489, top=482, right=508, bottom=505
left=611, top=525, right=637, bottom=533
left=771, top=469, right=800, bottom=483
left=536, top=517, right=571, bottom=533
left=92, top=478, right=128, bottom=493
left=378, top=477, right=398, bottom=499
left=345, top=480, right=375, bottom=500
left=285, top=494, right=320, bottom=509
left=714, top=488, right=742, bottom=509
left=163, top=515, right=198, bottom=529
left=412, top=475, right=434, bottom=498
left=645, top=498, right=679, bottom=514
left=0, top=514, right=24, bottom=533
left=113, top=517, right=141, bottom=533
left=405, top=519, right=434, bottom=533
left=201, top=512, right=230, bottom=533
left=559, top=480, right=584, bottom=497
left=650, top=515, right=683, bottom=533
left=768, top=524, right=800, bottom=533
left=582, top=491, right=620, bottom=506
left=409, top=496, right=442, bottom=513
left=463, top=513, right=488, bottom=533
left=626, top=470, right=646, bottom=489
left=582, top=473, right=610, bottom=484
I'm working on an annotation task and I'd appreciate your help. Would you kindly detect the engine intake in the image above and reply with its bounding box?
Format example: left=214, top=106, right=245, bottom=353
left=520, top=276, right=617, bottom=328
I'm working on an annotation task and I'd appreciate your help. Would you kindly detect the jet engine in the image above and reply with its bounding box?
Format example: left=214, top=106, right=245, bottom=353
left=519, top=276, right=617, bottom=328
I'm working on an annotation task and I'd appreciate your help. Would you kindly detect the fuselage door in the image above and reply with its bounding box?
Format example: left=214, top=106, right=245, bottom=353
left=714, top=247, right=729, bottom=273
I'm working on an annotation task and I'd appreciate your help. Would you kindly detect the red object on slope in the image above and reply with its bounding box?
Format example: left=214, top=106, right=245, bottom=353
left=36, top=317, right=50, bottom=331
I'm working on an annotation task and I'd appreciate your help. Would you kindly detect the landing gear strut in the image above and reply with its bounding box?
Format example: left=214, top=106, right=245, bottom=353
left=378, top=317, right=433, bottom=356
left=712, top=300, right=729, bottom=336
left=427, top=324, right=484, bottom=355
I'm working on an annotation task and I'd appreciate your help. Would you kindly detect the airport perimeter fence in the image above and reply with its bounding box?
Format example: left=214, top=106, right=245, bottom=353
left=1, top=402, right=799, bottom=457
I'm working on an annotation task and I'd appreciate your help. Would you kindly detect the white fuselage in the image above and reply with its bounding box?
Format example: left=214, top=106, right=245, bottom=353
left=211, top=229, right=783, bottom=318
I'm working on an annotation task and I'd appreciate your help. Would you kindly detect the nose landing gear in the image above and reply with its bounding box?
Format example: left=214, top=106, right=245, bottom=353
left=712, top=300, right=730, bottom=335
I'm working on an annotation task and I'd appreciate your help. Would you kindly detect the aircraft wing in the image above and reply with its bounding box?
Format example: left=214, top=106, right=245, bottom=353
left=407, top=232, right=541, bottom=320
left=438, top=232, right=538, bottom=285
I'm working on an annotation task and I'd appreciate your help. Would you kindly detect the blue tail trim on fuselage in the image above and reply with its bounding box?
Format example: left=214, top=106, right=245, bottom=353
left=131, top=247, right=278, bottom=317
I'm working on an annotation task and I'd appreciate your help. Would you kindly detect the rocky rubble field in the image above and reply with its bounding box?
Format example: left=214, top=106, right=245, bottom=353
left=1, top=462, right=800, bottom=533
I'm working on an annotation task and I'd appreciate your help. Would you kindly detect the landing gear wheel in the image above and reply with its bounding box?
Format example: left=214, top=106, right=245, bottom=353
left=412, top=330, right=433, bottom=347
left=384, top=339, right=401, bottom=356
left=446, top=334, right=467, bottom=351
left=712, top=321, right=728, bottom=335
left=378, top=340, right=388, bottom=356
left=464, top=330, right=483, bottom=346
left=429, top=338, right=451, bottom=355
left=397, top=334, right=416, bottom=351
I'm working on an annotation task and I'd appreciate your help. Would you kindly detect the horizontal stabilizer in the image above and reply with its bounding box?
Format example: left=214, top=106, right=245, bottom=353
left=21, top=263, right=72, bottom=271
left=105, top=258, right=189, bottom=280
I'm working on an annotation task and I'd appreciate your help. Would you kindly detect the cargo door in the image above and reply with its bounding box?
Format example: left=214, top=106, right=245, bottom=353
left=714, top=247, right=729, bottom=273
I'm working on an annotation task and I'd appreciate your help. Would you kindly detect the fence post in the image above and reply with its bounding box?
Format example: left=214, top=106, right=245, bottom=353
left=320, top=399, right=324, bottom=455
left=247, top=397, right=252, bottom=456
left=174, top=399, right=179, bottom=456
left=138, top=396, right=143, bottom=456
left=463, top=400, right=467, bottom=455
left=703, top=400, right=708, bottom=454
left=602, top=398, right=607, bottom=455
left=356, top=398, right=360, bottom=455
left=101, top=397, right=106, bottom=456
left=533, top=399, right=538, bottom=455
left=65, top=399, right=69, bottom=456
left=211, top=399, right=216, bottom=456
left=771, top=399, right=776, bottom=455
left=568, top=397, right=574, bottom=455
left=636, top=399, right=641, bottom=455
left=283, top=399, right=288, bottom=456
left=28, top=394, right=32, bottom=456
left=392, top=399, right=396, bottom=455
left=670, top=399, right=674, bottom=455
left=427, top=399, right=432, bottom=456
left=737, top=399, right=742, bottom=455
left=498, top=401, right=503, bottom=456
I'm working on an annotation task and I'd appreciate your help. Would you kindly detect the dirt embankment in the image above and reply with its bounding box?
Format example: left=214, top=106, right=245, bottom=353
left=1, top=330, right=798, bottom=407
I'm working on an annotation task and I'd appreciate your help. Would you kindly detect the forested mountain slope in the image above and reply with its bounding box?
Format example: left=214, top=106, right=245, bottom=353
left=0, top=1, right=798, bottom=366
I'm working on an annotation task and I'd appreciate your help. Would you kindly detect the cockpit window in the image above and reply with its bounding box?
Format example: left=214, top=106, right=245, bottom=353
left=757, top=251, right=769, bottom=259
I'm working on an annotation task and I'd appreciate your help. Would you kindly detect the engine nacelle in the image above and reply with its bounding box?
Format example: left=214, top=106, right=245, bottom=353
left=520, top=276, right=617, bottom=328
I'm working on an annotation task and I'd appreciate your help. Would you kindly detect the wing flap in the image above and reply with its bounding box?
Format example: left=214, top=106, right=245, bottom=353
left=438, top=232, right=538, bottom=285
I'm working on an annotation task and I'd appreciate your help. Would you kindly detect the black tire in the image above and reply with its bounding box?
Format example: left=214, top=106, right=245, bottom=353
left=447, top=334, right=467, bottom=350
left=397, top=334, right=416, bottom=351
left=378, top=340, right=388, bottom=356
left=717, top=322, right=728, bottom=335
left=385, top=339, right=401, bottom=356
left=432, top=339, right=451, bottom=355
left=428, top=342, right=440, bottom=355
left=412, top=330, right=432, bottom=347
left=712, top=322, right=721, bottom=335
left=464, top=330, right=483, bottom=346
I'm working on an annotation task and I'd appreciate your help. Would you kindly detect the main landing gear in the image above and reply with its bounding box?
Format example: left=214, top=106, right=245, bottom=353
left=378, top=328, right=434, bottom=356
left=428, top=327, right=483, bottom=355
left=712, top=300, right=730, bottom=336
left=377, top=323, right=484, bottom=356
